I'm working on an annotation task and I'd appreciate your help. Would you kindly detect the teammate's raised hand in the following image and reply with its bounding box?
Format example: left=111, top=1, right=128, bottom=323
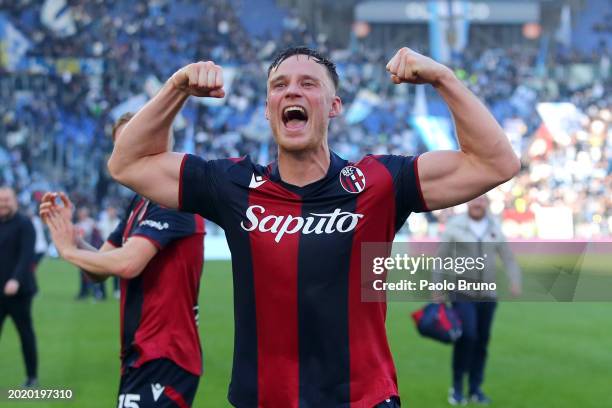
left=169, top=61, right=225, bottom=98
left=39, top=192, right=73, bottom=223
left=386, top=47, right=452, bottom=86
left=45, top=206, right=77, bottom=257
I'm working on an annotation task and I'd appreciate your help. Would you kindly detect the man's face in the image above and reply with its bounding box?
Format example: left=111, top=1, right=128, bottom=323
left=77, top=208, right=90, bottom=221
left=266, top=55, right=342, bottom=152
left=0, top=188, right=18, bottom=219
left=467, top=196, right=488, bottom=220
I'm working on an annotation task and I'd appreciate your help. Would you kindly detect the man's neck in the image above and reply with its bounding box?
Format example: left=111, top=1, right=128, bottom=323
left=0, top=211, right=17, bottom=223
left=277, top=144, right=331, bottom=187
left=468, top=214, right=487, bottom=222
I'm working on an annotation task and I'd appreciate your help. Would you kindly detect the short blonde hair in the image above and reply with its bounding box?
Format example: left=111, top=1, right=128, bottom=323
left=111, top=112, right=135, bottom=142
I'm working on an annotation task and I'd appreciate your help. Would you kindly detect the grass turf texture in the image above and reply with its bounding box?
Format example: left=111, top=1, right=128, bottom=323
left=1, top=259, right=610, bottom=407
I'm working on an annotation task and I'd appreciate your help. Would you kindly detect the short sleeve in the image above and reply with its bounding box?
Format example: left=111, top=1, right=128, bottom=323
left=106, top=216, right=127, bottom=247
left=179, top=154, right=225, bottom=225
left=131, top=206, right=200, bottom=250
left=106, top=195, right=138, bottom=247
left=374, top=154, right=429, bottom=229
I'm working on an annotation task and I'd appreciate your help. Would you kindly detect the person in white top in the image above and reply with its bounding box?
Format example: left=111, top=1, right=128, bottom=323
left=75, top=207, right=103, bottom=300
left=97, top=205, right=121, bottom=298
left=28, top=209, right=48, bottom=267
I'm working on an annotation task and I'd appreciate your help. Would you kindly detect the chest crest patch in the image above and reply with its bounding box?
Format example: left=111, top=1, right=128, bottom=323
left=339, top=166, right=366, bottom=194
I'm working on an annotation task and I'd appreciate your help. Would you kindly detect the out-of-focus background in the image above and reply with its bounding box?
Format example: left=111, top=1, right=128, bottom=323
left=0, top=0, right=609, bottom=241
left=0, top=0, right=610, bottom=407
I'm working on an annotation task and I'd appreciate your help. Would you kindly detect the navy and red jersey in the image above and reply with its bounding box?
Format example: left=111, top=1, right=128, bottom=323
left=179, top=151, right=427, bottom=407
left=107, top=195, right=205, bottom=377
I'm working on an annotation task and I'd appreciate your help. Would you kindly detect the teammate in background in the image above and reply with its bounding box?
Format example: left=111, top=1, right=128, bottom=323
left=0, top=186, right=38, bottom=388
left=40, top=114, right=206, bottom=408
left=433, top=195, right=521, bottom=405
left=108, top=46, right=520, bottom=407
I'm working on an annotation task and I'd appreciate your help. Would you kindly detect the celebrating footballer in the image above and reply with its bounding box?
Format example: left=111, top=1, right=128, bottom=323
left=107, top=46, right=519, bottom=407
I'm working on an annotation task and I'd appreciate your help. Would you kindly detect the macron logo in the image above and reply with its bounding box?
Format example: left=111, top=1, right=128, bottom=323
left=139, top=219, right=169, bottom=230
left=249, top=173, right=267, bottom=189
left=151, top=383, right=165, bottom=401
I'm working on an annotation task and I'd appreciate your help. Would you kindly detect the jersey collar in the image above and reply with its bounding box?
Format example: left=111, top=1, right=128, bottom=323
left=267, top=151, right=348, bottom=195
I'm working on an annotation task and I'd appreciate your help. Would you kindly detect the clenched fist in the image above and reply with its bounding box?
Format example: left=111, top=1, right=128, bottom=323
left=170, top=61, right=225, bottom=98
left=386, top=48, right=453, bottom=86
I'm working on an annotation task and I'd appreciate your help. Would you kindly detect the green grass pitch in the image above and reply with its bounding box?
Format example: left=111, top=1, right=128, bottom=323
left=1, top=259, right=610, bottom=407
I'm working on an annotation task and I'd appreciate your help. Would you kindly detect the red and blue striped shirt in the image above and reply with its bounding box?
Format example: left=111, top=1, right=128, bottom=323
left=180, top=151, right=426, bottom=407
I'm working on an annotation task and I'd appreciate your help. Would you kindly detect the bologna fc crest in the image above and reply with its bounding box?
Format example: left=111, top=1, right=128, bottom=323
left=339, top=166, right=366, bottom=193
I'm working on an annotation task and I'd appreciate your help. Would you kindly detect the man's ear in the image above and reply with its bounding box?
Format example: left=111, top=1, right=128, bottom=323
left=265, top=99, right=270, bottom=121
left=329, top=96, right=343, bottom=118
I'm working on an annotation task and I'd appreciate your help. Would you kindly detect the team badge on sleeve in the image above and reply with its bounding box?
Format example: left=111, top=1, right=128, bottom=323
left=339, top=166, right=366, bottom=193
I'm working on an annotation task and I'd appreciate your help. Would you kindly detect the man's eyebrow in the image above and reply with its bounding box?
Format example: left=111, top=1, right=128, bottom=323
left=269, top=74, right=287, bottom=83
left=300, top=75, right=321, bottom=82
left=269, top=74, right=321, bottom=83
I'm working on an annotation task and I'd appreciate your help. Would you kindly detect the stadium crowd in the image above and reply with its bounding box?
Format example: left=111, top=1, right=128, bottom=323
left=0, top=0, right=610, bottom=239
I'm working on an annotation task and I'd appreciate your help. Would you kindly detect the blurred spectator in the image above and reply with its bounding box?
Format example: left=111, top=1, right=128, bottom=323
left=433, top=195, right=521, bottom=405
left=97, top=204, right=121, bottom=298
left=30, top=210, right=48, bottom=268
left=0, top=186, right=38, bottom=388
left=74, top=207, right=104, bottom=300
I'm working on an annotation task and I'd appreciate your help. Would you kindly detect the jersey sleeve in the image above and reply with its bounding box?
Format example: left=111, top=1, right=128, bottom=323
left=179, top=154, right=227, bottom=225
left=375, top=154, right=429, bottom=228
left=130, top=205, right=200, bottom=250
left=106, top=216, right=127, bottom=247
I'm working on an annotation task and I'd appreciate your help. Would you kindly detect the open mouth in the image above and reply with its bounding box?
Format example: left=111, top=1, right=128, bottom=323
left=282, top=105, right=308, bottom=130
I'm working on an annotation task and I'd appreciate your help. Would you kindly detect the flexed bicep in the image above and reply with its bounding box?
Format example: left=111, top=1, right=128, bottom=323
left=108, top=152, right=184, bottom=209
left=108, top=61, right=226, bottom=209
left=417, top=150, right=502, bottom=211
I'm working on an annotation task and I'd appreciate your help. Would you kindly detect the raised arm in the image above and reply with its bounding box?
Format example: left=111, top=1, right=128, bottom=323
left=42, top=199, right=157, bottom=279
left=58, top=236, right=157, bottom=280
left=107, top=61, right=225, bottom=209
left=76, top=240, right=116, bottom=283
left=386, top=48, right=520, bottom=211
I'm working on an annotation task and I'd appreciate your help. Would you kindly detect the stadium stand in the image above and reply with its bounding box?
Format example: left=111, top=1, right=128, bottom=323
left=0, top=0, right=609, bottom=239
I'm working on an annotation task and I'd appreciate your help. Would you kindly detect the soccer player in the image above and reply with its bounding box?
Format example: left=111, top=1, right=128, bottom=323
left=40, top=114, right=205, bottom=408
left=0, top=186, right=38, bottom=388
left=107, top=46, right=520, bottom=407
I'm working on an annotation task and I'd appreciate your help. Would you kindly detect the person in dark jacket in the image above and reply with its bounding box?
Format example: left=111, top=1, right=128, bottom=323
left=0, top=186, right=38, bottom=387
